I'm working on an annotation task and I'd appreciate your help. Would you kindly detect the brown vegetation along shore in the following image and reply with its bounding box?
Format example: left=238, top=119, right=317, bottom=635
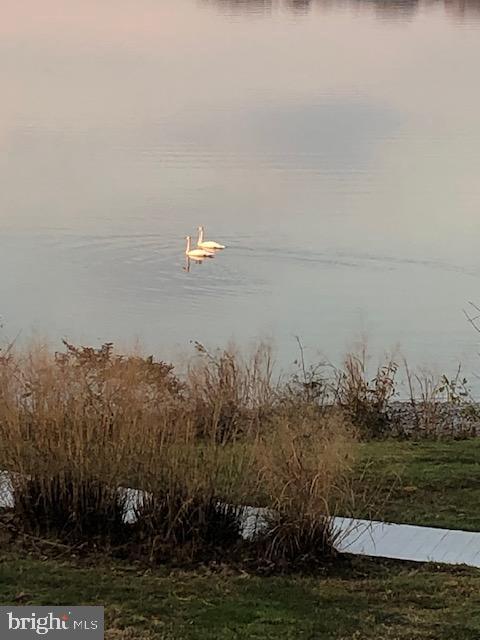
left=388, top=400, right=480, bottom=437
left=0, top=341, right=357, bottom=567
left=0, top=339, right=478, bottom=568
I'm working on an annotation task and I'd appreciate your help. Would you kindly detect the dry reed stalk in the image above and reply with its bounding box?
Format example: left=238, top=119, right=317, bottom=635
left=332, top=349, right=398, bottom=438
left=185, top=342, right=277, bottom=442
left=253, top=412, right=357, bottom=562
left=0, top=340, right=359, bottom=564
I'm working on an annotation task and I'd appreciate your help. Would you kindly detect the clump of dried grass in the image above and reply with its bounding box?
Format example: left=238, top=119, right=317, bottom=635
left=185, top=341, right=276, bottom=442
left=254, top=412, right=357, bottom=563
left=333, top=350, right=398, bottom=439
left=13, top=474, right=128, bottom=542
left=0, top=340, right=359, bottom=565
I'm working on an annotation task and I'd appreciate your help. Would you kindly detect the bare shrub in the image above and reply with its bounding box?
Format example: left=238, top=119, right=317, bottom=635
left=402, top=361, right=476, bottom=438
left=333, top=350, right=398, bottom=439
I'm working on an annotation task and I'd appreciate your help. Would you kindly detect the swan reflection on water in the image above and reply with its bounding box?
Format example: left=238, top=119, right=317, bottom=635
left=183, top=255, right=210, bottom=272
left=183, top=227, right=226, bottom=272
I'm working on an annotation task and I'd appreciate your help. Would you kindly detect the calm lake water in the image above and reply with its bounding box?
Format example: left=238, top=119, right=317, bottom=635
left=2, top=0, right=480, bottom=378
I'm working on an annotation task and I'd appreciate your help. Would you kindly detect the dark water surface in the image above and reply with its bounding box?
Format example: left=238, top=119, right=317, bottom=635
left=1, top=0, right=480, bottom=375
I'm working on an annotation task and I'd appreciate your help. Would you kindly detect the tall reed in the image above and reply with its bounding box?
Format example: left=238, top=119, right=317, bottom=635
left=0, top=340, right=358, bottom=564
left=255, top=411, right=357, bottom=562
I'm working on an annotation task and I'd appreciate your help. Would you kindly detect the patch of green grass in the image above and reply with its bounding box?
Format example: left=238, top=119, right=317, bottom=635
left=357, top=439, right=480, bottom=530
left=1, top=552, right=480, bottom=639
left=2, top=440, right=480, bottom=638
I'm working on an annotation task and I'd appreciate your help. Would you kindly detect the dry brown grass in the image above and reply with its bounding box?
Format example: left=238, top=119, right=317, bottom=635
left=0, top=340, right=358, bottom=565
left=254, top=412, right=357, bottom=562
left=332, top=349, right=398, bottom=439
left=185, top=341, right=276, bottom=442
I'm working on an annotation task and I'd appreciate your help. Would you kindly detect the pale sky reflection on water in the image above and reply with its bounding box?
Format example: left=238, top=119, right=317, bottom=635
left=1, top=0, right=480, bottom=381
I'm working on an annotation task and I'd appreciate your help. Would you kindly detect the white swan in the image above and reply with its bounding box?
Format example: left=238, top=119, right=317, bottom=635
left=185, top=236, right=214, bottom=259
left=197, top=226, right=226, bottom=250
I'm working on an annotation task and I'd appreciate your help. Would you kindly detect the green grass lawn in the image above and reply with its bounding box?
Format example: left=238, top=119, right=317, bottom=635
left=358, top=438, right=480, bottom=531
left=1, top=552, right=480, bottom=639
left=2, top=438, right=480, bottom=639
